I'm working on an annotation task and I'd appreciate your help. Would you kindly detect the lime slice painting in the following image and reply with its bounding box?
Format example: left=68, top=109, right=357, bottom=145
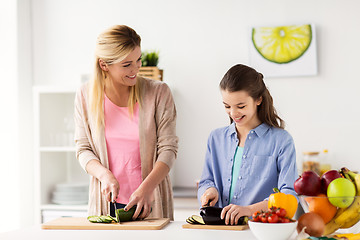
left=252, top=24, right=312, bottom=64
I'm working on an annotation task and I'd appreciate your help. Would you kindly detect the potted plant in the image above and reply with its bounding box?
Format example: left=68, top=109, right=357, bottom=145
left=139, top=51, right=163, bottom=81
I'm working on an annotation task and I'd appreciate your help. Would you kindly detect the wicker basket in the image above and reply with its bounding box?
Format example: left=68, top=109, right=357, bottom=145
left=138, top=66, right=163, bottom=81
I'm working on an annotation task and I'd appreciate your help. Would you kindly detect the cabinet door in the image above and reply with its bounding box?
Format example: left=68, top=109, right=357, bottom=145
left=39, top=92, right=76, bottom=147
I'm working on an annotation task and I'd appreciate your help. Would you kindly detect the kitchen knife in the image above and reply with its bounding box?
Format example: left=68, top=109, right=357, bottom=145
left=111, top=193, right=120, bottom=224
left=113, top=201, right=120, bottom=224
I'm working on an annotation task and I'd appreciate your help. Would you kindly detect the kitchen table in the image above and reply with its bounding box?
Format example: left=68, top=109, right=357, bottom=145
left=0, top=221, right=299, bottom=240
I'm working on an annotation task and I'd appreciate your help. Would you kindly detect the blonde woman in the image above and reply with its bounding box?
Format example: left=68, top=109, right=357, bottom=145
left=74, top=25, right=178, bottom=220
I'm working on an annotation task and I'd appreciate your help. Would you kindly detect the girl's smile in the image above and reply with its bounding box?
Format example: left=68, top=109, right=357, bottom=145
left=221, top=89, right=262, bottom=131
left=233, top=115, right=245, bottom=123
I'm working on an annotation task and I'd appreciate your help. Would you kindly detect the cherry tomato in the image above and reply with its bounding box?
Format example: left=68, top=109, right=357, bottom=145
left=270, top=206, right=278, bottom=214
left=275, top=208, right=287, bottom=218
left=252, top=211, right=261, bottom=222
left=281, top=217, right=290, bottom=223
left=267, top=214, right=279, bottom=223
left=260, top=213, right=268, bottom=223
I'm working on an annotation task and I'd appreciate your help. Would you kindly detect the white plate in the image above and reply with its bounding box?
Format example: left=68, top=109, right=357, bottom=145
left=52, top=199, right=88, bottom=205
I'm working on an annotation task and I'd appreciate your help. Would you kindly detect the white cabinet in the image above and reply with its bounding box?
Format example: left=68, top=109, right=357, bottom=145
left=33, top=86, right=89, bottom=223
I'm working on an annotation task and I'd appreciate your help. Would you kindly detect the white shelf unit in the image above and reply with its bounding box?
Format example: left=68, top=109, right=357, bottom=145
left=33, top=86, right=89, bottom=223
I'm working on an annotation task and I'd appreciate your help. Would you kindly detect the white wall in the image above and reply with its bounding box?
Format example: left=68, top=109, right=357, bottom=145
left=17, top=0, right=34, bottom=228
left=30, top=0, right=360, bottom=189
left=0, top=0, right=20, bottom=233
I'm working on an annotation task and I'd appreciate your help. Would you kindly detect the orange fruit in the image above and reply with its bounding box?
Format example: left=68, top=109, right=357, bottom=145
left=305, top=194, right=337, bottom=224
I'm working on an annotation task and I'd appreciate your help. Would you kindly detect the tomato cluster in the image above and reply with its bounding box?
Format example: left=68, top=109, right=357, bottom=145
left=251, top=207, right=296, bottom=223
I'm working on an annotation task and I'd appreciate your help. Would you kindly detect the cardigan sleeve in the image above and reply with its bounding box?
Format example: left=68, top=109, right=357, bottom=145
left=74, top=86, right=101, bottom=172
left=154, top=83, right=178, bottom=169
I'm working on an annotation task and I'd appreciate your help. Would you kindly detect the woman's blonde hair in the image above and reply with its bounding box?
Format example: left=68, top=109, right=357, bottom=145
left=88, top=25, right=142, bottom=133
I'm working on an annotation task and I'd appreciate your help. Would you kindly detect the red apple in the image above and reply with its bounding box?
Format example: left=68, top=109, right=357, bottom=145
left=294, top=171, right=321, bottom=196
left=321, top=170, right=342, bottom=193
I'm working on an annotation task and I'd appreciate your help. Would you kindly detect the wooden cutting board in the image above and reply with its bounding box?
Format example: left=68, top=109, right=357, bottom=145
left=182, top=223, right=249, bottom=231
left=42, top=217, right=170, bottom=230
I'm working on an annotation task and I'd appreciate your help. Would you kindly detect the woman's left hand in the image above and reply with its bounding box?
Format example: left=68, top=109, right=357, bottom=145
left=125, top=186, right=154, bottom=220
left=221, top=204, right=251, bottom=225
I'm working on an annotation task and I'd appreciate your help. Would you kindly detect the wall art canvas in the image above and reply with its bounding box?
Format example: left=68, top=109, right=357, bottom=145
left=249, top=23, right=317, bottom=78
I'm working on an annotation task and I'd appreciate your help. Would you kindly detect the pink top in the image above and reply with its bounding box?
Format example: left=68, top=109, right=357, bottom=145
left=104, top=94, right=142, bottom=204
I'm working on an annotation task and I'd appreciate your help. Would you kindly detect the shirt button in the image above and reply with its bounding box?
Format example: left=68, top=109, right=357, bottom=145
left=228, top=178, right=230, bottom=181
left=234, top=196, right=237, bottom=199
left=238, top=176, right=242, bottom=180
left=243, top=155, right=246, bottom=159
left=251, top=131, right=254, bottom=133
left=249, top=136, right=252, bottom=139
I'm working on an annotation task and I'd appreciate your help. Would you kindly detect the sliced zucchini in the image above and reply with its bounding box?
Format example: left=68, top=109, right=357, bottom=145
left=99, top=216, right=114, bottom=223
left=87, top=215, right=114, bottom=223
left=191, top=215, right=205, bottom=225
left=186, top=218, right=196, bottom=224
left=185, top=215, right=205, bottom=225
left=107, top=215, right=117, bottom=222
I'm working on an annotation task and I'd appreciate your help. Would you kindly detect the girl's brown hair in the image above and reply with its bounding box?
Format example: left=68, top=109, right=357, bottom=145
left=219, top=64, right=284, bottom=129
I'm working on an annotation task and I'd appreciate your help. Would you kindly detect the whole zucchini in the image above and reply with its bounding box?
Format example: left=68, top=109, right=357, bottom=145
left=116, top=205, right=136, bottom=222
left=200, top=206, right=248, bottom=225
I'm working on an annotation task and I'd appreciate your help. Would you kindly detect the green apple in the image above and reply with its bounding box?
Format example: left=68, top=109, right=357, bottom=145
left=327, top=178, right=356, bottom=208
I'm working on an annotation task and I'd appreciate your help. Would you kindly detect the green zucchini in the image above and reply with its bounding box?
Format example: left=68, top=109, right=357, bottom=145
left=87, top=205, right=138, bottom=223
left=116, top=206, right=136, bottom=222
left=87, top=215, right=115, bottom=223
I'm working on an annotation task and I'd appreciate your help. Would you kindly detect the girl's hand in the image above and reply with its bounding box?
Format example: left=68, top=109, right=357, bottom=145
left=221, top=204, right=251, bottom=225
left=99, top=171, right=120, bottom=203
left=125, top=186, right=154, bottom=220
left=201, top=187, right=219, bottom=207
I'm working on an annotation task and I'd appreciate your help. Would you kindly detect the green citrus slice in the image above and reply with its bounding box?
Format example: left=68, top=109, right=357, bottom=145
left=252, top=24, right=312, bottom=64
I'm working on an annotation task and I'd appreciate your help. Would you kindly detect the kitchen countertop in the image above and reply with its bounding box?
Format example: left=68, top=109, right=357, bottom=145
left=0, top=220, right=298, bottom=240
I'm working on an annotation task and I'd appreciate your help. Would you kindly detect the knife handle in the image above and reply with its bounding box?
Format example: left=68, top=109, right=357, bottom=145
left=110, top=192, right=116, bottom=203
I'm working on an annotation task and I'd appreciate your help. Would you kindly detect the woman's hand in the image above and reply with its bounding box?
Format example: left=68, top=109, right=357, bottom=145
left=221, top=204, right=251, bottom=225
left=201, top=187, right=219, bottom=207
left=125, top=186, right=154, bottom=220
left=85, top=159, right=120, bottom=203
left=99, top=171, right=120, bottom=203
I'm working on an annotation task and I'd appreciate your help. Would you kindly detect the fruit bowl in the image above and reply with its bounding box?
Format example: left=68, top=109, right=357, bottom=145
left=298, top=195, right=360, bottom=235
left=248, top=220, right=297, bottom=240
left=299, top=195, right=359, bottom=213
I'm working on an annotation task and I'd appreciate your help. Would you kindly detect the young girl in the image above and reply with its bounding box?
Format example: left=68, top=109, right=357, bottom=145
left=197, top=64, right=298, bottom=225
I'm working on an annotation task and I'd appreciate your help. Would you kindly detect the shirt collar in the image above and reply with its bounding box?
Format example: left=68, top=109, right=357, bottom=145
left=253, top=123, right=271, bottom=137
left=228, top=122, right=271, bottom=138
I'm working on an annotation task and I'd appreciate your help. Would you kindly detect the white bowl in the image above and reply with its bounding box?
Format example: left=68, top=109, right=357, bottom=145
left=248, top=220, right=297, bottom=240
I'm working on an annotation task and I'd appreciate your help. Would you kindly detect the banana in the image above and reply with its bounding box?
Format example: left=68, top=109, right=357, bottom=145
left=333, top=169, right=360, bottom=223
left=323, top=168, right=360, bottom=235
left=341, top=213, right=360, bottom=228
left=323, top=207, right=347, bottom=235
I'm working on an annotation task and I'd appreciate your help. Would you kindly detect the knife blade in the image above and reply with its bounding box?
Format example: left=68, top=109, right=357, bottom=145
left=114, top=201, right=120, bottom=224
left=111, top=193, right=120, bottom=224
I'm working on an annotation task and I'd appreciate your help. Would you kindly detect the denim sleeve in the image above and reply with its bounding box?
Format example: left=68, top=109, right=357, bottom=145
left=197, top=132, right=217, bottom=205
left=276, top=133, right=299, bottom=201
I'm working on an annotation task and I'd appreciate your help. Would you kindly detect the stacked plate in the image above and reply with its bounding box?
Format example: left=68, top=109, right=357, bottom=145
left=52, top=183, right=89, bottom=205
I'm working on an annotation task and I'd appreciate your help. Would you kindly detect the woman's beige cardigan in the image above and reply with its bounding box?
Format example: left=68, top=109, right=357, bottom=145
left=74, top=77, right=178, bottom=220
